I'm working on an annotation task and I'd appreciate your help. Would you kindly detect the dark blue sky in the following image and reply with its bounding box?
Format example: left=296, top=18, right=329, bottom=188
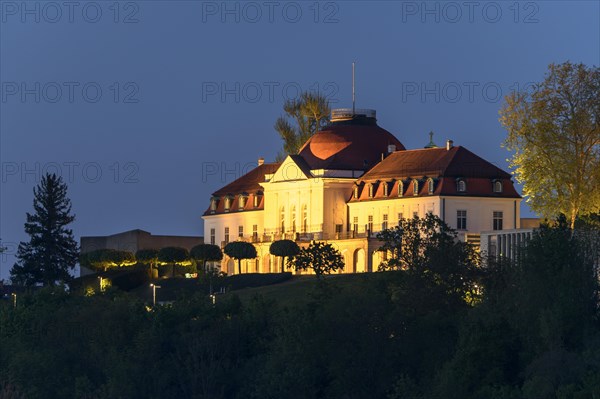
left=1, top=0, right=599, bottom=279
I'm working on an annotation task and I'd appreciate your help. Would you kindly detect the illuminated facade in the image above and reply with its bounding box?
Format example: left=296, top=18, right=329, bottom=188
left=202, top=109, right=521, bottom=274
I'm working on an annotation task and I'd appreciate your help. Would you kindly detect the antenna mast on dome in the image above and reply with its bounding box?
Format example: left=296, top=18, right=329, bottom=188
left=352, top=62, right=356, bottom=115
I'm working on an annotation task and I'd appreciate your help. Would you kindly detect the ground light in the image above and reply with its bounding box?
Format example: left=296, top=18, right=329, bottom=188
left=150, top=283, right=161, bottom=306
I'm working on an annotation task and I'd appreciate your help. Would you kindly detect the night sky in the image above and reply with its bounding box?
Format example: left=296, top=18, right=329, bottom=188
left=1, top=0, right=598, bottom=279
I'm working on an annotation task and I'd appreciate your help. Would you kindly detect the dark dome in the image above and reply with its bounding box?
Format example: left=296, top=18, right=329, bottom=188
left=297, top=117, right=405, bottom=171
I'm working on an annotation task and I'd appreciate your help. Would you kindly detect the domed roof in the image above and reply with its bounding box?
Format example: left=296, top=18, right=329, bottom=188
left=297, top=114, right=405, bottom=171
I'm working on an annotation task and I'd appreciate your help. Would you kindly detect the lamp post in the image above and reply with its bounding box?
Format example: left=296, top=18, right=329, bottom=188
left=150, top=283, right=161, bottom=306
left=11, top=293, right=16, bottom=308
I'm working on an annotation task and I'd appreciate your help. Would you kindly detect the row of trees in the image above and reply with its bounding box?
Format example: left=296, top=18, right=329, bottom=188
left=224, top=239, right=344, bottom=278
left=79, top=245, right=223, bottom=273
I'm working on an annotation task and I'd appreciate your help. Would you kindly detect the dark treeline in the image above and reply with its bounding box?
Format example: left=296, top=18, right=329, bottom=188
left=1, top=219, right=599, bottom=399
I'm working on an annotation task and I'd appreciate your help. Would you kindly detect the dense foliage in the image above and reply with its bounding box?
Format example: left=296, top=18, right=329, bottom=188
left=377, top=214, right=481, bottom=304
left=10, top=173, right=79, bottom=286
left=291, top=241, right=344, bottom=278
left=1, top=221, right=599, bottom=398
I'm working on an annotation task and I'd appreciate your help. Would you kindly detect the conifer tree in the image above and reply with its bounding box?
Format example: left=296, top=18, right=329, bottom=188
left=11, top=174, right=79, bottom=286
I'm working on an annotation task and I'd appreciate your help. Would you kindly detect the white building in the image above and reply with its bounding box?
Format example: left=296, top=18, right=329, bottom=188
left=202, top=109, right=522, bottom=274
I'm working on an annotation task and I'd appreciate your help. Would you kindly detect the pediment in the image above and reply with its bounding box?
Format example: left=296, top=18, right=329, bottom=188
left=269, top=156, right=311, bottom=182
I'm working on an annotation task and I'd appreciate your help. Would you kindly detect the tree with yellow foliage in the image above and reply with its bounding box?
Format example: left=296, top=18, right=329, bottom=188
left=500, top=62, right=600, bottom=228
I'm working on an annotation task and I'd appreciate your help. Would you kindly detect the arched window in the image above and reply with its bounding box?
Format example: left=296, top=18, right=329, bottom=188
left=302, top=205, right=308, bottom=233
left=457, top=179, right=466, bottom=192
left=413, top=179, right=419, bottom=196
left=280, top=207, right=285, bottom=233
left=493, top=180, right=503, bottom=193
left=383, top=183, right=389, bottom=197
left=398, top=181, right=404, bottom=197
left=210, top=197, right=218, bottom=212
left=224, top=196, right=232, bottom=211
left=291, top=205, right=297, bottom=233
left=368, top=184, right=374, bottom=198
left=427, top=178, right=435, bottom=195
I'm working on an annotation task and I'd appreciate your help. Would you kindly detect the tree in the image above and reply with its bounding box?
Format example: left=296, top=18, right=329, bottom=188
left=274, top=92, right=331, bottom=160
left=190, top=244, right=223, bottom=273
left=500, top=62, right=600, bottom=228
left=135, top=249, right=159, bottom=270
left=157, top=247, right=190, bottom=277
left=269, top=239, right=300, bottom=273
left=10, top=173, right=79, bottom=286
left=80, top=249, right=136, bottom=272
left=376, top=214, right=481, bottom=302
left=223, top=242, right=257, bottom=275
left=157, top=247, right=189, bottom=264
left=291, top=241, right=344, bottom=279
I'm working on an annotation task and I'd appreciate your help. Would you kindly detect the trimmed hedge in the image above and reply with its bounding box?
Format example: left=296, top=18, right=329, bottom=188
left=224, top=273, right=292, bottom=291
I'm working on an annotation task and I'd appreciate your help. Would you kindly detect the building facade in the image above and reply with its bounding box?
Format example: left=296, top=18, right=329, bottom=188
left=202, top=109, right=522, bottom=274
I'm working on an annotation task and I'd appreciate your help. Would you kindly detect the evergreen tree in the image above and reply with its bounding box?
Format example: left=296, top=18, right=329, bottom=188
left=10, top=174, right=79, bottom=286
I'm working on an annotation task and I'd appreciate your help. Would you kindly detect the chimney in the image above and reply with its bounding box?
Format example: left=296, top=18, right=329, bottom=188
left=446, top=140, right=454, bottom=150
left=257, top=157, right=264, bottom=166
left=387, top=144, right=396, bottom=154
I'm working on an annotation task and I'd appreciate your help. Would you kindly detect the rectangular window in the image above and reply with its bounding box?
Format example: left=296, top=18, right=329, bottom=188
left=224, top=227, right=230, bottom=244
left=238, top=225, right=244, bottom=238
left=413, top=211, right=418, bottom=218
left=252, top=224, right=258, bottom=238
left=397, top=212, right=403, bottom=226
left=335, top=224, right=343, bottom=234
left=382, top=214, right=388, bottom=230
left=457, top=210, right=467, bottom=230
left=368, top=215, right=373, bottom=232
left=210, top=228, right=215, bottom=245
left=353, top=216, right=358, bottom=232
left=493, top=211, right=503, bottom=230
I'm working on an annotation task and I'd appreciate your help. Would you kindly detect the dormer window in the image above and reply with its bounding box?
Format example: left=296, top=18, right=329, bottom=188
left=368, top=184, right=374, bottom=198
left=427, top=178, right=435, bottom=195
left=413, top=179, right=419, bottom=196
left=457, top=179, right=466, bottom=193
left=210, top=197, right=219, bottom=213
left=224, top=196, right=232, bottom=211
left=253, top=191, right=262, bottom=208
left=383, top=183, right=389, bottom=197
left=493, top=180, right=503, bottom=193
left=353, top=186, right=359, bottom=199
left=238, top=194, right=247, bottom=210
left=398, top=181, right=404, bottom=197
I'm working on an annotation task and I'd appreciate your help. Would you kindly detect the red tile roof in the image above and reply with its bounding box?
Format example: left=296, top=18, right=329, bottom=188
left=350, top=146, right=520, bottom=201
left=211, top=162, right=280, bottom=197
left=204, top=163, right=280, bottom=216
left=298, top=123, right=405, bottom=171
left=359, top=146, right=511, bottom=180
